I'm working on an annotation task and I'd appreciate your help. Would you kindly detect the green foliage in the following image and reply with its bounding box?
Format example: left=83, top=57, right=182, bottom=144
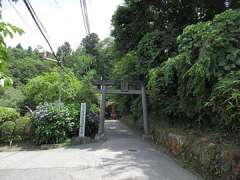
left=0, top=106, right=19, bottom=124
left=85, top=111, right=99, bottom=138
left=207, top=71, right=240, bottom=134
left=111, top=0, right=234, bottom=54
left=81, top=33, right=99, bottom=57
left=0, top=22, right=23, bottom=76
left=7, top=46, right=55, bottom=86
left=62, top=104, right=99, bottom=138
left=56, top=41, right=72, bottom=58
left=15, top=115, right=31, bottom=140
left=96, top=38, right=118, bottom=79
left=31, top=103, right=76, bottom=145
left=31, top=102, right=99, bottom=144
left=72, top=52, right=96, bottom=79
left=74, top=35, right=118, bottom=80
left=0, top=87, right=25, bottom=109
left=130, top=96, right=142, bottom=122
left=9, top=57, right=55, bottom=86
left=0, top=121, right=16, bottom=146
left=112, top=51, right=138, bottom=80
left=0, top=86, right=4, bottom=96
left=23, top=69, right=97, bottom=109
left=136, top=30, right=177, bottom=77
left=148, top=10, right=240, bottom=136
left=0, top=107, right=30, bottom=144
left=111, top=2, right=152, bottom=53
left=80, top=34, right=117, bottom=79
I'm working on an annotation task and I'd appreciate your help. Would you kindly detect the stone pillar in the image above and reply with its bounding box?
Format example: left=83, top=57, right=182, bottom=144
left=98, top=85, right=106, bottom=135
left=141, top=84, right=149, bottom=135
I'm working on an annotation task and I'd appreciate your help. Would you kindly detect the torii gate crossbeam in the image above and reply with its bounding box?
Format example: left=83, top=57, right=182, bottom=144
left=93, top=80, right=149, bottom=136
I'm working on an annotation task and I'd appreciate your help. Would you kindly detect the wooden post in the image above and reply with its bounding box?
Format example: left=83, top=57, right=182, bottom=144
left=99, top=85, right=106, bottom=135
left=141, top=84, right=149, bottom=135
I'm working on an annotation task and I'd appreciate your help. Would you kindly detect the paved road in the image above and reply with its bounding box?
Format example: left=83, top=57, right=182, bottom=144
left=0, top=120, right=201, bottom=180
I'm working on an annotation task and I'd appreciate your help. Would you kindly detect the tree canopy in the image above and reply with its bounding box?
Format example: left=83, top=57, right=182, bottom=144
left=0, top=22, right=23, bottom=78
left=112, top=0, right=239, bottom=54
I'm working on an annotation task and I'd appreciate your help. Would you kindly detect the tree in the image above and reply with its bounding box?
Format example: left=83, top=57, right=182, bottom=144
left=7, top=46, right=54, bottom=86
left=16, top=43, right=23, bottom=49
left=111, top=2, right=152, bottom=53
left=112, top=51, right=138, bottom=81
left=56, top=42, right=72, bottom=58
left=80, top=33, right=105, bottom=78
left=136, top=30, right=177, bottom=79
left=112, top=0, right=239, bottom=54
left=27, top=46, right=32, bottom=53
left=148, top=10, right=240, bottom=135
left=23, top=69, right=97, bottom=109
left=97, top=38, right=120, bottom=79
left=0, top=22, right=23, bottom=77
left=72, top=52, right=96, bottom=80
left=56, top=42, right=73, bottom=67
left=81, top=33, right=99, bottom=56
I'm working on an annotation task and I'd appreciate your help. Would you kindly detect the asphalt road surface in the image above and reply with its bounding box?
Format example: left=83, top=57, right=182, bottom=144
left=0, top=120, right=201, bottom=180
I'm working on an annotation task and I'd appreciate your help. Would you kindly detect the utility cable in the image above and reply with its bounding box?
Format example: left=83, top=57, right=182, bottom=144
left=8, top=0, right=33, bottom=31
left=53, top=0, right=70, bottom=24
left=82, top=0, right=90, bottom=34
left=23, top=0, right=59, bottom=63
left=80, top=0, right=88, bottom=35
left=26, top=0, right=50, bottom=39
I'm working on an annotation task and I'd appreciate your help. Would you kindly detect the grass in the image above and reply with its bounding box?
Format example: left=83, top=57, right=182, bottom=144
left=0, top=137, right=97, bottom=152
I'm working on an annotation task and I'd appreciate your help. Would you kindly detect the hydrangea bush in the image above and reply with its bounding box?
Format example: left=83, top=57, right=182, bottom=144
left=31, top=103, right=76, bottom=145
left=31, top=102, right=99, bottom=145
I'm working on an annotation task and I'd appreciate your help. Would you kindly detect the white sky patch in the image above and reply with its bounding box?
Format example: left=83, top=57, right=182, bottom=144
left=2, top=0, right=123, bottom=51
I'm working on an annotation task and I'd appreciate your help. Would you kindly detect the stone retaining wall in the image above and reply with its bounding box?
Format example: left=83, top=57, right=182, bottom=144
left=152, top=128, right=240, bottom=180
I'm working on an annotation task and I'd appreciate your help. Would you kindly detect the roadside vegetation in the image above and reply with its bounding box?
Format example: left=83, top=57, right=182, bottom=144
left=110, top=1, right=240, bottom=144
left=0, top=21, right=114, bottom=146
left=0, top=0, right=240, bottom=178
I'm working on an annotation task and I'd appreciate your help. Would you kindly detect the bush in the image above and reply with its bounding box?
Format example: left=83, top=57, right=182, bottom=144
left=85, top=111, right=99, bottom=138
left=0, top=121, right=16, bottom=146
left=64, top=104, right=99, bottom=138
left=0, top=106, right=19, bottom=124
left=31, top=103, right=76, bottom=145
left=206, top=71, right=240, bottom=135
left=9, top=57, right=54, bottom=86
left=0, top=87, right=25, bottom=109
left=0, top=86, right=4, bottom=96
left=148, top=10, right=240, bottom=136
left=31, top=103, right=99, bottom=145
left=112, top=51, right=139, bottom=80
left=15, top=115, right=31, bottom=140
left=136, top=30, right=177, bottom=77
left=23, top=69, right=97, bottom=109
left=130, top=96, right=142, bottom=122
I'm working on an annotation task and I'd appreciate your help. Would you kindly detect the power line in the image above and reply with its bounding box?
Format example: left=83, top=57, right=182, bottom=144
left=8, top=0, right=33, bottom=31
left=25, top=0, right=50, bottom=39
left=80, top=0, right=88, bottom=35
left=82, top=0, right=90, bottom=34
left=53, top=0, right=70, bottom=23
left=23, top=0, right=74, bottom=107
left=80, top=0, right=90, bottom=35
left=23, top=0, right=59, bottom=62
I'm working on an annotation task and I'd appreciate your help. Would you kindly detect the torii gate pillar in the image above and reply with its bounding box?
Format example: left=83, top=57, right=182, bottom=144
left=141, top=84, right=149, bottom=135
left=97, top=81, right=150, bottom=136
left=98, top=85, right=106, bottom=135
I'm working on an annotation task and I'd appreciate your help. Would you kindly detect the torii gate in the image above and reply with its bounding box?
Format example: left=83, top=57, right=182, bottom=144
left=93, top=80, right=150, bottom=136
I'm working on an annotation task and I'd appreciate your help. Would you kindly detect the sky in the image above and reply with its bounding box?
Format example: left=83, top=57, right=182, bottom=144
left=2, top=0, right=123, bottom=51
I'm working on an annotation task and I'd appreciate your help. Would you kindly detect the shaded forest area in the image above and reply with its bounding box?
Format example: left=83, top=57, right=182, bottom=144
left=110, top=0, right=240, bottom=144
